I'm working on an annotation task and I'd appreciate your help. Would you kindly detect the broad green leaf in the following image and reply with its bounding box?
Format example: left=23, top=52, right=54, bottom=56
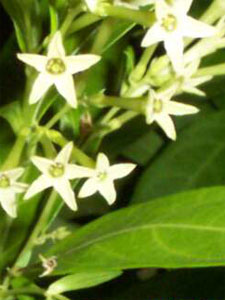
left=132, top=110, right=225, bottom=203
left=47, top=186, right=225, bottom=274
left=47, top=270, right=122, bottom=294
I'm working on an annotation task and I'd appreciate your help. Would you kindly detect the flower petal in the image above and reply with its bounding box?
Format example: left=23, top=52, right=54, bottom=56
left=164, top=100, right=199, bottom=116
left=156, top=113, right=177, bottom=140
left=78, top=178, right=98, bottom=198
left=96, top=153, right=110, bottom=171
left=189, top=75, right=213, bottom=87
left=31, top=156, right=53, bottom=175
left=48, top=31, right=65, bottom=58
left=108, top=163, right=136, bottom=180
left=155, top=0, right=171, bottom=20
left=164, top=35, right=184, bottom=74
left=55, top=142, right=73, bottom=165
left=12, top=182, right=28, bottom=194
left=5, top=168, right=24, bottom=180
left=54, top=73, right=77, bottom=108
left=1, top=191, right=17, bottom=218
left=24, top=175, right=52, bottom=199
left=29, top=73, right=53, bottom=104
left=174, top=0, right=193, bottom=14
left=66, top=164, right=95, bottom=180
left=65, top=55, right=101, bottom=75
left=54, top=180, right=77, bottom=211
left=184, top=59, right=201, bottom=78
left=98, top=179, right=117, bottom=205
left=182, top=16, right=217, bottom=38
left=182, top=85, right=206, bottom=97
left=141, top=24, right=164, bottom=47
left=17, top=54, right=47, bottom=72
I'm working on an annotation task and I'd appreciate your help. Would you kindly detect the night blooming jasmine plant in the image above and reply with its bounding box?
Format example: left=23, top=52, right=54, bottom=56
left=1, top=0, right=225, bottom=299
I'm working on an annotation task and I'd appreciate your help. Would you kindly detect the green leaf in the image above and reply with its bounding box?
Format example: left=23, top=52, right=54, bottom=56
left=47, top=186, right=225, bottom=274
left=132, top=110, right=225, bottom=203
left=0, top=101, right=24, bottom=134
left=47, top=270, right=122, bottom=294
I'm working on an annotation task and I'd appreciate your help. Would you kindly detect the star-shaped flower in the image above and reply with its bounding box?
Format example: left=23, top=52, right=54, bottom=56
left=17, top=31, right=101, bottom=108
left=78, top=153, right=136, bottom=204
left=25, top=143, right=89, bottom=211
left=0, top=168, right=27, bottom=218
left=141, top=0, right=216, bottom=73
left=180, top=59, right=212, bottom=97
left=146, top=86, right=199, bottom=140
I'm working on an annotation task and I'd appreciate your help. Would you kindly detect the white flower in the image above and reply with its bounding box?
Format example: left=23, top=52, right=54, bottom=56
left=78, top=153, right=136, bottom=204
left=146, top=86, right=199, bottom=140
left=181, top=60, right=212, bottom=97
left=141, top=0, right=216, bottom=73
left=25, top=143, right=88, bottom=211
left=114, top=0, right=152, bottom=9
left=0, top=168, right=27, bottom=218
left=17, top=31, right=101, bottom=108
left=39, top=254, right=57, bottom=277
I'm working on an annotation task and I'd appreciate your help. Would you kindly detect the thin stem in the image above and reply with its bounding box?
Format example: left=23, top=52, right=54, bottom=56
left=103, top=5, right=155, bottom=26
left=12, top=191, right=58, bottom=271
left=60, top=5, right=84, bottom=36
left=46, top=129, right=95, bottom=168
left=45, top=105, right=70, bottom=129
left=101, top=107, right=120, bottom=124
left=90, top=94, right=146, bottom=113
left=1, top=129, right=29, bottom=171
left=130, top=45, right=157, bottom=83
left=68, top=13, right=101, bottom=35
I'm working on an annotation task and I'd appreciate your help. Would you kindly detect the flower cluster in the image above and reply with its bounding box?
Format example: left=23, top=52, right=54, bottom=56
left=0, top=143, right=135, bottom=217
left=1, top=0, right=222, bottom=219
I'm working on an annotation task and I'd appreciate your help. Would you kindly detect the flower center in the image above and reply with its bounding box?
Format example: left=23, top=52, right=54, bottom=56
left=0, top=174, right=10, bottom=188
left=153, top=99, right=163, bottom=113
left=49, top=163, right=65, bottom=178
left=161, top=14, right=177, bottom=32
left=96, top=171, right=108, bottom=181
left=46, top=58, right=66, bottom=75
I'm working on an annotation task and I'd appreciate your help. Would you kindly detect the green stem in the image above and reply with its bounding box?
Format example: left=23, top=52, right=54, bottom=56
left=1, top=128, right=29, bottom=171
left=46, top=129, right=95, bottom=168
left=91, top=18, right=115, bottom=54
left=45, top=105, right=70, bottom=129
left=130, top=45, right=157, bottom=83
left=103, top=5, right=155, bottom=26
left=12, top=191, right=58, bottom=271
left=49, top=5, right=59, bottom=34
left=68, top=13, right=101, bottom=35
left=61, top=5, right=84, bottom=36
left=90, top=94, right=146, bottom=113
left=195, top=63, right=225, bottom=77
